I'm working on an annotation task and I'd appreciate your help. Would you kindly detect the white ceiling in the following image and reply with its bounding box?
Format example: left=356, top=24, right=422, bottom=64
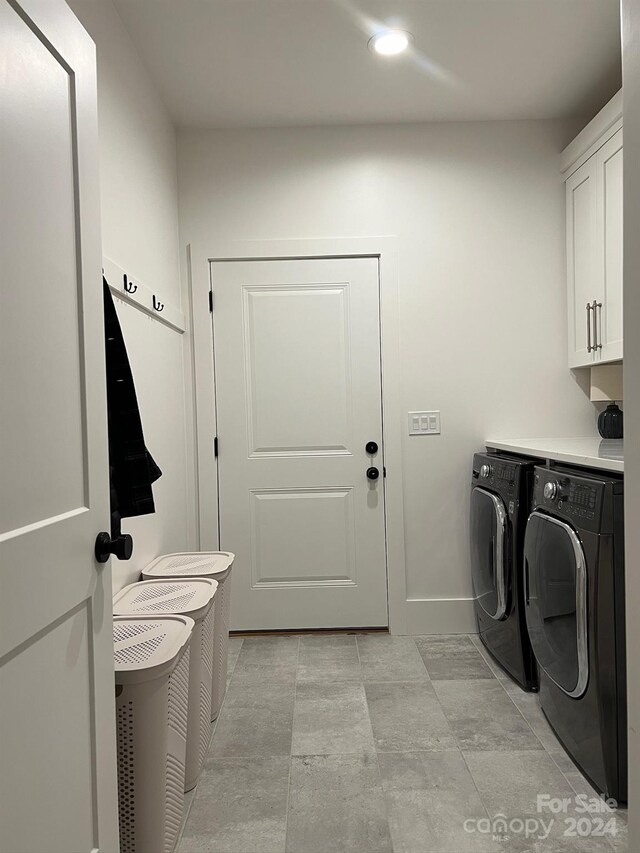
left=113, top=0, right=621, bottom=129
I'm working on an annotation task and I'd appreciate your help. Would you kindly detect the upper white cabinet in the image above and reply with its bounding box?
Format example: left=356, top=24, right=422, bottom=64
left=563, top=91, right=623, bottom=368
left=566, top=156, right=598, bottom=365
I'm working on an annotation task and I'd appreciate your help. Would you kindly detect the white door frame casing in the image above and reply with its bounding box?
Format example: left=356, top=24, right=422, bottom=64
left=187, top=237, right=408, bottom=634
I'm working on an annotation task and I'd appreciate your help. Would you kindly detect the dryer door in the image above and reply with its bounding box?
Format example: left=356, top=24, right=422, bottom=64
left=524, top=511, right=588, bottom=698
left=470, top=487, right=508, bottom=620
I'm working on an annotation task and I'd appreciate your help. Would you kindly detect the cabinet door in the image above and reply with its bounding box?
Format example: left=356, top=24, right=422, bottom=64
left=566, top=158, right=598, bottom=367
left=596, top=129, right=623, bottom=362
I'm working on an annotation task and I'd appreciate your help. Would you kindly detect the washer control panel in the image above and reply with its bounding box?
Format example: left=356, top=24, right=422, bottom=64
left=473, top=456, right=518, bottom=497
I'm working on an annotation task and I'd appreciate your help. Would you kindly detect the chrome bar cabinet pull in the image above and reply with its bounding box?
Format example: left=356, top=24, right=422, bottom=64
left=593, top=300, right=603, bottom=350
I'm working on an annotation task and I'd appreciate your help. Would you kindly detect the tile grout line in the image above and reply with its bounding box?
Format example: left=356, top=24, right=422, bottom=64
left=470, top=636, right=554, bottom=756
left=428, top=635, right=496, bottom=824
left=355, top=634, right=396, bottom=853
left=406, top=635, right=432, bottom=682
left=226, top=636, right=244, bottom=680
left=458, top=746, right=495, bottom=825
left=175, top=636, right=244, bottom=849
left=283, top=634, right=300, bottom=853
left=175, top=790, right=196, bottom=852
left=463, top=635, right=589, bottom=826
left=421, top=634, right=497, bottom=759
left=354, top=634, right=380, bottom=753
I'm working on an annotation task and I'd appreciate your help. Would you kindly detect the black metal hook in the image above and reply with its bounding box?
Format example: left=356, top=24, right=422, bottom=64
left=152, top=295, right=165, bottom=312
left=123, top=274, right=137, bottom=294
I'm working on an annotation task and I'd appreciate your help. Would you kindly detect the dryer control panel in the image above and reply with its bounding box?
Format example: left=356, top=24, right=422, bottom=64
left=533, top=469, right=603, bottom=532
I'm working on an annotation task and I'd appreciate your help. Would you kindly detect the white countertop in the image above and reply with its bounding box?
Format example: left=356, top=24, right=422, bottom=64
left=485, top=437, right=624, bottom=473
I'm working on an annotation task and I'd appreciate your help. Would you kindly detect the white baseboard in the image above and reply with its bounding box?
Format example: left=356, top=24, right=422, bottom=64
left=401, top=598, right=477, bottom=635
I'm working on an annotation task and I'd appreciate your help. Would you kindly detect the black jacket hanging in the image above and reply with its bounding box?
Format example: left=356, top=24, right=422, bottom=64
left=103, top=277, right=161, bottom=521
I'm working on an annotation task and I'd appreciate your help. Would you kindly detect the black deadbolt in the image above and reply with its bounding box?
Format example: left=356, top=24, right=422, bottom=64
left=366, top=466, right=380, bottom=481
left=95, top=532, right=134, bottom=563
left=365, top=441, right=379, bottom=455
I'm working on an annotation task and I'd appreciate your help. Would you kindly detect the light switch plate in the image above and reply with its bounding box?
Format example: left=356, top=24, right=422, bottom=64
left=408, top=411, right=441, bottom=435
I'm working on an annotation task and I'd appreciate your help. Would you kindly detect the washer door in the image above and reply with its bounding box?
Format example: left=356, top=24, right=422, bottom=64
left=524, top=511, right=588, bottom=698
left=470, top=487, right=508, bottom=620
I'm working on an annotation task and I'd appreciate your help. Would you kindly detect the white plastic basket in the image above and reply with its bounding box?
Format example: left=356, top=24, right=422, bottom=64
left=113, top=615, right=193, bottom=853
left=114, top=579, right=218, bottom=791
left=143, top=552, right=235, bottom=720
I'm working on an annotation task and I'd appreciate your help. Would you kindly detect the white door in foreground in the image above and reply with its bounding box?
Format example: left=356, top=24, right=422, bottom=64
left=0, top=1, right=118, bottom=850
left=211, top=257, right=388, bottom=630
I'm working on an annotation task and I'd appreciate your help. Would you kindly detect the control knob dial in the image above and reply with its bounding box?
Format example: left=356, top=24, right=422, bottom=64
left=543, top=481, right=558, bottom=501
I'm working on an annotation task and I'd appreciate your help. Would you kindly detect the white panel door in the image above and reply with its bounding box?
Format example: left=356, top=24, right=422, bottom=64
left=596, top=129, right=623, bottom=362
left=566, top=157, right=598, bottom=367
left=211, top=257, right=387, bottom=630
left=0, top=1, right=118, bottom=850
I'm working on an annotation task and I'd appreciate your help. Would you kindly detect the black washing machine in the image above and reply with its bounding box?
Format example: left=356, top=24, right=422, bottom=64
left=470, top=452, right=538, bottom=691
left=524, top=465, right=626, bottom=803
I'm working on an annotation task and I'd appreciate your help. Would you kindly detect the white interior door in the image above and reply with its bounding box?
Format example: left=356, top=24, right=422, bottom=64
left=0, top=1, right=118, bottom=850
left=211, top=257, right=388, bottom=630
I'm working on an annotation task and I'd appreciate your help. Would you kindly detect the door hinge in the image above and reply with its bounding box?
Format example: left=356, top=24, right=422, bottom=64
left=209, top=290, right=214, bottom=312
left=214, top=436, right=219, bottom=458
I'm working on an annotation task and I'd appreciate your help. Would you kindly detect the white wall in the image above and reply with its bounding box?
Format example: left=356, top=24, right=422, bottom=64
left=622, top=0, right=639, bottom=845
left=177, top=120, right=598, bottom=631
left=67, top=0, right=194, bottom=591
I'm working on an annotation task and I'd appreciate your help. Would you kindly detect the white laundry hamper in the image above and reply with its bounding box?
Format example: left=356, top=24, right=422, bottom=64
left=143, top=552, right=235, bottom=721
left=114, top=578, right=218, bottom=791
left=113, top=615, right=193, bottom=853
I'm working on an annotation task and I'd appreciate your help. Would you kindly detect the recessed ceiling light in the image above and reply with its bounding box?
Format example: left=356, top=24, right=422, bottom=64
left=369, top=30, right=411, bottom=57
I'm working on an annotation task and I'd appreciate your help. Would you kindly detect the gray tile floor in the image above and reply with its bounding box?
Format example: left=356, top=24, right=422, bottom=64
left=177, top=633, right=628, bottom=853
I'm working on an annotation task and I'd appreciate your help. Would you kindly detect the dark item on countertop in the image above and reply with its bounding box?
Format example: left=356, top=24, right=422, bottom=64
left=598, top=402, right=623, bottom=440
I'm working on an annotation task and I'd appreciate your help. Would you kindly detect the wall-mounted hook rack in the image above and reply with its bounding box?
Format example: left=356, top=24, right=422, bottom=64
left=103, top=257, right=185, bottom=333
left=123, top=274, right=138, bottom=294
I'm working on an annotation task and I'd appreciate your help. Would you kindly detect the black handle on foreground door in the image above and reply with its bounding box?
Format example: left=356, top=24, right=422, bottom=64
left=95, top=531, right=134, bottom=563
left=366, top=466, right=380, bottom=481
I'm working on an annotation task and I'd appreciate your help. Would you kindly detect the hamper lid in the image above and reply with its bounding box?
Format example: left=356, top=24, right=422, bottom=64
left=113, top=615, right=194, bottom=684
left=143, top=551, right=235, bottom=579
left=113, top=578, right=218, bottom=623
